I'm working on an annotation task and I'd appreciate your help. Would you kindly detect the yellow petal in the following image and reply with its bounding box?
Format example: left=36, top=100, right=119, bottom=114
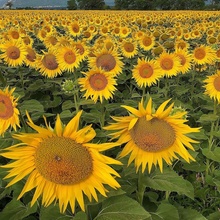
left=121, top=105, right=142, bottom=117
left=55, top=115, right=63, bottom=136
left=75, top=125, right=96, bottom=143
left=63, top=110, right=82, bottom=137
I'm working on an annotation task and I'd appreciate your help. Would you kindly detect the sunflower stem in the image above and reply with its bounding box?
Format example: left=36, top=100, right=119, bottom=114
left=206, top=99, right=217, bottom=175
left=137, top=169, right=145, bottom=206
left=164, top=76, right=169, bottom=99
left=165, top=191, right=170, bottom=201
left=73, top=93, right=79, bottom=113
left=100, top=101, right=106, bottom=128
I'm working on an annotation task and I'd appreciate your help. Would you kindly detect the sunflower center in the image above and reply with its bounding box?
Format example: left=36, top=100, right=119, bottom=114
left=96, top=54, right=116, bottom=71
left=75, top=44, right=84, bottom=55
left=89, top=73, right=108, bottom=91
left=194, top=48, right=206, bottom=60
left=139, top=64, right=153, bottom=78
left=124, top=42, right=134, bottom=52
left=142, top=37, right=152, bottom=46
left=6, top=46, right=20, bottom=60
left=35, top=136, right=93, bottom=185
left=214, top=76, right=220, bottom=91
left=0, top=95, right=14, bottom=119
left=26, top=48, right=36, bottom=62
left=72, top=24, right=79, bottom=33
left=42, top=54, right=58, bottom=70
left=160, top=58, right=173, bottom=70
left=11, top=31, right=19, bottom=39
left=49, top=36, right=58, bottom=46
left=23, top=37, right=31, bottom=45
left=130, top=117, right=176, bottom=152
left=177, top=54, right=186, bottom=66
left=64, top=51, right=76, bottom=64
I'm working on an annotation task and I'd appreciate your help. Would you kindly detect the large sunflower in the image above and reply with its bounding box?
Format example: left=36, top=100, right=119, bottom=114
left=203, top=70, right=220, bottom=103
left=104, top=98, right=200, bottom=173
left=175, top=49, right=192, bottom=74
left=36, top=50, right=62, bottom=78
left=24, top=46, right=38, bottom=68
left=0, top=87, right=20, bottom=135
left=78, top=68, right=117, bottom=103
left=56, top=45, right=80, bottom=72
left=0, top=40, right=27, bottom=67
left=192, top=45, right=217, bottom=65
left=156, top=52, right=181, bottom=77
left=88, top=48, right=123, bottom=76
left=132, top=58, right=162, bottom=88
left=138, top=34, right=155, bottom=51
left=1, top=111, right=121, bottom=213
left=120, top=39, right=138, bottom=58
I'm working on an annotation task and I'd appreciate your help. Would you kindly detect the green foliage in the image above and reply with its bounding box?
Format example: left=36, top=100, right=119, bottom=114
left=114, top=0, right=205, bottom=10
left=77, top=0, right=105, bottom=9
left=67, top=0, right=77, bottom=10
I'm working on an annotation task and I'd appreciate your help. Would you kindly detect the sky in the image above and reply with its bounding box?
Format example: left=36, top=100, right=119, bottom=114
left=0, top=0, right=115, bottom=7
left=105, top=0, right=114, bottom=6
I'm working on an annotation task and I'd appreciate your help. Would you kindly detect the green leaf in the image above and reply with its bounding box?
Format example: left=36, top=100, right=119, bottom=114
left=73, top=211, right=87, bottom=220
left=186, top=129, right=208, bottom=140
left=0, top=199, right=37, bottom=220
left=94, top=195, right=151, bottom=220
left=198, top=114, right=219, bottom=123
left=143, top=169, right=194, bottom=199
left=60, top=110, right=74, bottom=119
left=62, top=100, right=75, bottom=110
left=212, top=178, right=220, bottom=193
left=153, top=202, right=179, bottom=220
left=177, top=206, right=207, bottom=220
left=207, top=211, right=220, bottom=220
left=182, top=162, right=206, bottom=172
left=19, top=99, right=44, bottom=114
left=40, top=204, right=73, bottom=220
left=202, top=148, right=220, bottom=162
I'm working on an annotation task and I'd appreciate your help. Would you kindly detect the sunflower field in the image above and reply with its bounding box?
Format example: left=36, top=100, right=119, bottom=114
left=0, top=9, right=220, bottom=220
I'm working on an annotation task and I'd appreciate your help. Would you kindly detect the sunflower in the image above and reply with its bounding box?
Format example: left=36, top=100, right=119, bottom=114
left=152, top=44, right=165, bottom=56
left=56, top=45, right=80, bottom=72
left=0, top=87, right=20, bottom=135
left=78, top=68, right=117, bottom=103
left=175, top=49, right=192, bottom=74
left=72, top=40, right=89, bottom=62
left=37, top=29, right=48, bottom=42
left=203, top=71, right=220, bottom=103
left=6, top=28, right=22, bottom=40
left=0, top=111, right=121, bottom=213
left=88, top=48, right=123, bottom=76
left=22, top=35, right=34, bottom=46
left=119, top=26, right=131, bottom=38
left=104, top=98, right=200, bottom=173
left=43, top=34, right=58, bottom=48
left=0, top=40, right=27, bottom=67
left=175, top=39, right=190, bottom=51
left=139, top=34, right=155, bottom=51
left=156, top=52, right=181, bottom=77
left=132, top=58, right=162, bottom=88
left=192, top=45, right=217, bottom=65
left=36, top=50, right=62, bottom=78
left=67, top=21, right=82, bottom=37
left=120, top=39, right=138, bottom=59
left=24, top=46, right=38, bottom=68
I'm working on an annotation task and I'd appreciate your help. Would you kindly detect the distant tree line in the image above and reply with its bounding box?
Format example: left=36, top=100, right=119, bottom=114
left=67, top=0, right=220, bottom=10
